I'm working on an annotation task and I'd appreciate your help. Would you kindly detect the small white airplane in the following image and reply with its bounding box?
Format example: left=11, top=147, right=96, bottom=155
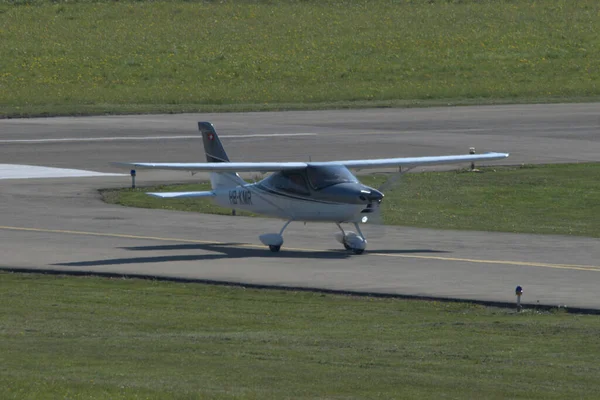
left=113, top=122, right=509, bottom=254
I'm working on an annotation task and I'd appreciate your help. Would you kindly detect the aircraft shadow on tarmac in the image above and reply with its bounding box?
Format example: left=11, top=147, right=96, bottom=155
left=53, top=243, right=450, bottom=267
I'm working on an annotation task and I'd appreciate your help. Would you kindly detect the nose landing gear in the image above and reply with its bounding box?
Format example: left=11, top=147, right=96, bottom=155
left=335, top=223, right=367, bottom=254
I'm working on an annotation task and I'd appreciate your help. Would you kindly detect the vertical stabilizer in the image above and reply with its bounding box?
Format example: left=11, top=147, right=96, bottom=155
left=198, top=122, right=230, bottom=162
left=197, top=122, right=245, bottom=189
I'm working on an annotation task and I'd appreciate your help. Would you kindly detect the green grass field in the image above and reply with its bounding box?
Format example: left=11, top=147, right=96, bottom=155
left=2, top=271, right=600, bottom=399
left=3, top=2, right=600, bottom=397
left=101, top=163, right=600, bottom=238
left=1, top=0, right=600, bottom=117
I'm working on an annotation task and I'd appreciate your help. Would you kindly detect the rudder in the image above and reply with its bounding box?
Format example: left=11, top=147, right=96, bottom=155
left=197, top=122, right=245, bottom=190
left=198, top=122, right=230, bottom=163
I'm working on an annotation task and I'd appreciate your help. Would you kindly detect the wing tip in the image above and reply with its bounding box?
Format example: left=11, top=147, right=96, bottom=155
left=493, top=152, right=510, bottom=158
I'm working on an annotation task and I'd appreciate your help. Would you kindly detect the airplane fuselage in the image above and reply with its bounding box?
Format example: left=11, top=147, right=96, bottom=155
left=212, top=182, right=372, bottom=223
left=208, top=165, right=383, bottom=223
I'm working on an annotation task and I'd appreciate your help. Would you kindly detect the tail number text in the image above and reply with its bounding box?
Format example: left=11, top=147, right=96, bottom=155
left=229, top=189, right=252, bottom=205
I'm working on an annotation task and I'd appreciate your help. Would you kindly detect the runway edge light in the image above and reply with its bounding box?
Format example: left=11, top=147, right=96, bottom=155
left=515, top=285, right=523, bottom=311
left=130, top=169, right=136, bottom=189
left=469, top=147, right=479, bottom=172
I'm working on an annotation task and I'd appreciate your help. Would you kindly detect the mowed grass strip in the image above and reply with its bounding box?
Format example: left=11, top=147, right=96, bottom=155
left=1, top=0, right=599, bottom=117
left=101, top=163, right=600, bottom=238
left=1, top=272, right=600, bottom=399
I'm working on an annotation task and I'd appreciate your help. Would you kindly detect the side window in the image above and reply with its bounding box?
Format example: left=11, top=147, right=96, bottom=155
left=275, top=173, right=310, bottom=195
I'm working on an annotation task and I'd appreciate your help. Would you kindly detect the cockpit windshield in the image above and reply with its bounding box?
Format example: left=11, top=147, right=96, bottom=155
left=306, top=165, right=358, bottom=190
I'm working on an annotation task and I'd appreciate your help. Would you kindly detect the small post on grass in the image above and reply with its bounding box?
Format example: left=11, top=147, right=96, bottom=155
left=130, top=169, right=136, bottom=189
left=515, top=285, right=523, bottom=311
left=469, top=147, right=476, bottom=171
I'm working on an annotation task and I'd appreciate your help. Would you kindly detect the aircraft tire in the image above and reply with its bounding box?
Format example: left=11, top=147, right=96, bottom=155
left=352, top=248, right=365, bottom=255
left=269, top=245, right=281, bottom=252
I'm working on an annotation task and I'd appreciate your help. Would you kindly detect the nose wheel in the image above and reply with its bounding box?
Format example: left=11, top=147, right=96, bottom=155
left=335, top=223, right=367, bottom=254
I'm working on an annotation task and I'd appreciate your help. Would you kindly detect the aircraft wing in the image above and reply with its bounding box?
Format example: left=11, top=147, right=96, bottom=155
left=147, top=191, right=216, bottom=199
left=113, top=152, right=508, bottom=173
left=314, top=152, right=510, bottom=169
left=112, top=162, right=308, bottom=172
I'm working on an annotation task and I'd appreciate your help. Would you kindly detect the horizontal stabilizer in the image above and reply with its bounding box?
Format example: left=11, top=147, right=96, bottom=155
left=147, top=191, right=215, bottom=199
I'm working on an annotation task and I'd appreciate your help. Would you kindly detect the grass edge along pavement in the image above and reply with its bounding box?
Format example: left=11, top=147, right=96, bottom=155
left=1, top=0, right=600, bottom=118
left=101, top=163, right=600, bottom=239
left=2, top=271, right=600, bottom=399
left=4, top=96, right=600, bottom=119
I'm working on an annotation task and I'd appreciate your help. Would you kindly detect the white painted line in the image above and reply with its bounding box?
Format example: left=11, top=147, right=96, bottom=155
left=353, top=128, right=492, bottom=135
left=0, top=133, right=318, bottom=144
left=0, top=164, right=126, bottom=180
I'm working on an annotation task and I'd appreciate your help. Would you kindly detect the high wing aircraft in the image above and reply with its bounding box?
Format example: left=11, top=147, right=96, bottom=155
left=113, top=122, right=509, bottom=254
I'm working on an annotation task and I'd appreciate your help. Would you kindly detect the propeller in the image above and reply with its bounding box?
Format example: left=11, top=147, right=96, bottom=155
left=377, top=166, right=414, bottom=193
left=360, top=167, right=414, bottom=232
left=361, top=201, right=384, bottom=224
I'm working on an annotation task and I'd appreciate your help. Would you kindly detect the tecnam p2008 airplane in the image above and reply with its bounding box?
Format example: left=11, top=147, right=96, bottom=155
left=114, top=122, right=509, bottom=254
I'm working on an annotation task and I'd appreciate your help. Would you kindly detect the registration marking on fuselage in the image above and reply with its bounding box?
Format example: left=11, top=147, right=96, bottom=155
left=0, top=225, right=598, bottom=273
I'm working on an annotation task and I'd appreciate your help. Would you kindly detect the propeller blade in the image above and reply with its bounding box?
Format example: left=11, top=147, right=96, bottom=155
left=377, top=167, right=414, bottom=192
left=359, top=201, right=386, bottom=239
left=362, top=202, right=384, bottom=225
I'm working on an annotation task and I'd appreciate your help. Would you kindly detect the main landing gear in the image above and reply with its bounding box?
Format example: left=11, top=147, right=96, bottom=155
left=260, top=221, right=367, bottom=254
left=260, top=220, right=292, bottom=253
left=335, top=223, right=367, bottom=255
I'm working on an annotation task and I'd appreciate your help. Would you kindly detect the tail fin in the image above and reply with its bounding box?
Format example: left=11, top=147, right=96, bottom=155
left=198, top=122, right=230, bottom=163
left=197, top=122, right=245, bottom=190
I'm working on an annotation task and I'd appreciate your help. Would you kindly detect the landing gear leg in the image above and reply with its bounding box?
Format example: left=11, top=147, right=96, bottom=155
left=335, top=223, right=352, bottom=250
left=260, top=220, right=292, bottom=252
left=279, top=220, right=292, bottom=235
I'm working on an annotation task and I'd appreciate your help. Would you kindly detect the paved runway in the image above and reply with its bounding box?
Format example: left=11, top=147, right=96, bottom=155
left=1, top=104, right=599, bottom=309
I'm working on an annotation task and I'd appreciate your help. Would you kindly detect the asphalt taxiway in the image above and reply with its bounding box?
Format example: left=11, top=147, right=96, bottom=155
left=1, top=104, right=599, bottom=309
